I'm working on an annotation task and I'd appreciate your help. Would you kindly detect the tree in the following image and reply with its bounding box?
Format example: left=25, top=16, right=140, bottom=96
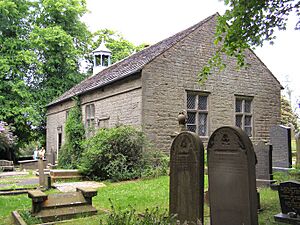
left=201, top=0, right=300, bottom=79
left=90, top=29, right=146, bottom=67
left=1, top=0, right=144, bottom=149
left=0, top=0, right=91, bottom=147
left=29, top=0, right=92, bottom=142
left=0, top=0, right=40, bottom=146
left=281, top=96, right=300, bottom=131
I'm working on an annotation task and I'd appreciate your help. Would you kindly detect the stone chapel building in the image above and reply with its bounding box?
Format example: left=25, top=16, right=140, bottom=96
left=46, top=14, right=282, bottom=157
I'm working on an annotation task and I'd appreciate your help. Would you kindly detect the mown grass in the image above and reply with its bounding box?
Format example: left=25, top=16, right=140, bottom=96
left=0, top=175, right=286, bottom=225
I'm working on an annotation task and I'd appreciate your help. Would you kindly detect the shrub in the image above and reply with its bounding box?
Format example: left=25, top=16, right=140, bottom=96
left=79, top=126, right=146, bottom=181
left=58, top=98, right=85, bottom=169
left=141, top=150, right=169, bottom=179
left=0, top=121, right=17, bottom=160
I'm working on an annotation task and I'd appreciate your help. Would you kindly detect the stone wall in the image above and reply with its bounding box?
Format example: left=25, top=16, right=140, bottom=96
left=141, top=15, right=281, bottom=152
left=46, top=99, right=74, bottom=154
left=47, top=16, right=281, bottom=155
left=46, top=73, right=142, bottom=155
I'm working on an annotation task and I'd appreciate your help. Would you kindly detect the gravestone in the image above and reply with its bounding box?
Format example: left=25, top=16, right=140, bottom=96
left=274, top=181, right=300, bottom=224
left=38, top=158, right=45, bottom=188
left=296, top=133, right=300, bottom=167
left=169, top=113, right=204, bottom=224
left=254, top=141, right=273, bottom=187
left=207, top=126, right=258, bottom=225
left=26, top=188, right=97, bottom=222
left=270, top=125, right=292, bottom=168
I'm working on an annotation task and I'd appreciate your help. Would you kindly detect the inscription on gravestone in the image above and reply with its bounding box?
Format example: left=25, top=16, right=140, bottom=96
left=270, top=125, right=292, bottom=168
left=274, top=181, right=300, bottom=224
left=169, top=113, right=204, bottom=224
left=278, top=181, right=300, bottom=215
left=207, top=126, right=258, bottom=225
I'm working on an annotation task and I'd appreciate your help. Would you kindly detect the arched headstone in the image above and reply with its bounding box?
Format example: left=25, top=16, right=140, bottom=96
left=207, top=126, right=258, bottom=225
left=169, top=113, right=204, bottom=224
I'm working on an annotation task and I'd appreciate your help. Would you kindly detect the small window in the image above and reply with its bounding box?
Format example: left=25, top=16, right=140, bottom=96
left=235, top=97, right=253, bottom=136
left=95, top=55, right=101, bottom=67
left=102, top=55, right=109, bottom=66
left=187, top=93, right=209, bottom=136
left=85, top=104, right=95, bottom=137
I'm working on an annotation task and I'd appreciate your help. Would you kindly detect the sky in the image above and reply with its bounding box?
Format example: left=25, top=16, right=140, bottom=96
left=83, top=0, right=300, bottom=114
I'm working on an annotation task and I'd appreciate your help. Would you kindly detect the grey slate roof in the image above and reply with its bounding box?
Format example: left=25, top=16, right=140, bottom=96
left=48, top=14, right=216, bottom=107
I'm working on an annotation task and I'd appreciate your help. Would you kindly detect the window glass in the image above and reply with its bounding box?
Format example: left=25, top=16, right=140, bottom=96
left=187, top=94, right=196, bottom=109
left=86, top=104, right=95, bottom=137
left=187, top=125, right=196, bottom=133
left=187, top=112, right=196, bottom=124
left=198, top=96, right=207, bottom=110
left=186, top=93, right=208, bottom=136
left=235, top=99, right=242, bottom=112
left=198, top=113, right=207, bottom=136
left=235, top=115, right=242, bottom=127
left=235, top=97, right=253, bottom=137
left=245, top=115, right=252, bottom=126
left=244, top=100, right=251, bottom=113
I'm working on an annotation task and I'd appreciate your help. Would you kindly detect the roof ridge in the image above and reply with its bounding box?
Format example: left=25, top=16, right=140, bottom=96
left=47, top=13, right=218, bottom=107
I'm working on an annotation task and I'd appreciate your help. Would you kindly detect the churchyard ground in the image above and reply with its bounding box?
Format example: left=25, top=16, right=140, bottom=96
left=0, top=173, right=292, bottom=225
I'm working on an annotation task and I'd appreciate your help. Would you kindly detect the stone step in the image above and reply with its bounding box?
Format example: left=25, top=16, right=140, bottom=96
left=35, top=204, right=97, bottom=222
left=42, top=192, right=86, bottom=208
left=50, top=169, right=81, bottom=177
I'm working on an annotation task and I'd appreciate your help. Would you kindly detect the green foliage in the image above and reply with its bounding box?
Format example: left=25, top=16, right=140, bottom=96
left=141, top=150, right=169, bottom=179
left=100, top=203, right=177, bottom=225
left=19, top=210, right=42, bottom=225
left=1, top=0, right=146, bottom=149
left=273, top=170, right=300, bottom=184
left=0, top=0, right=91, bottom=148
left=91, top=29, right=146, bottom=65
left=281, top=96, right=300, bottom=131
left=79, top=126, right=146, bottom=181
left=0, top=0, right=39, bottom=147
left=58, top=99, right=85, bottom=169
left=18, top=141, right=39, bottom=156
left=200, top=0, right=300, bottom=78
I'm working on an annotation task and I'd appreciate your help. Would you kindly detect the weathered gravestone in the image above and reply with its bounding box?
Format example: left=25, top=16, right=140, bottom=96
left=38, top=158, right=45, bottom=188
left=296, top=133, right=300, bottom=167
left=270, top=125, right=292, bottom=168
left=207, top=126, right=258, bottom=225
left=169, top=113, right=204, bottom=224
left=254, top=141, right=274, bottom=187
left=274, top=181, right=300, bottom=224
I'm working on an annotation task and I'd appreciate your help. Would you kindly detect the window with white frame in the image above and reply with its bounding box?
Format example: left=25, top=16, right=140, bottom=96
left=235, top=96, right=253, bottom=136
left=85, top=104, right=95, bottom=136
left=187, top=92, right=209, bottom=136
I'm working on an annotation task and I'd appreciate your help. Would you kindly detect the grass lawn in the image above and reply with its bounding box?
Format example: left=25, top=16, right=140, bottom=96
left=0, top=175, right=286, bottom=225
